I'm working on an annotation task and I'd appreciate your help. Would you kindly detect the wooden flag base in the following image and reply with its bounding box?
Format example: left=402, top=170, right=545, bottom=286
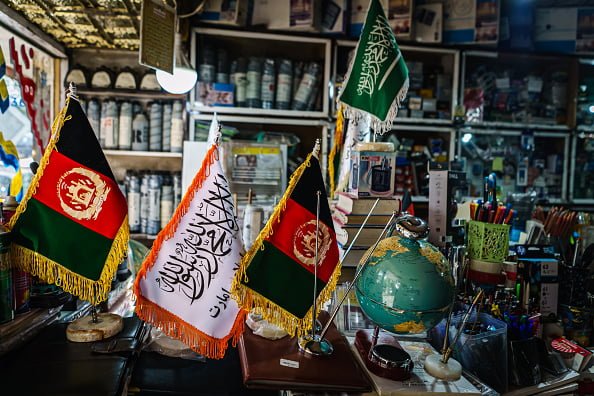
left=66, top=313, right=123, bottom=342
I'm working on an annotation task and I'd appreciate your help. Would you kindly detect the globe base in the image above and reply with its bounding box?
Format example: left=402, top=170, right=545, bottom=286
left=424, top=354, right=462, bottom=381
left=298, top=334, right=334, bottom=356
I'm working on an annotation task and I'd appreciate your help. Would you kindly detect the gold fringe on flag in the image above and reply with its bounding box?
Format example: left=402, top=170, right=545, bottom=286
left=231, top=152, right=342, bottom=338
left=328, top=104, right=344, bottom=199
left=7, top=98, right=129, bottom=305
left=133, top=143, right=246, bottom=359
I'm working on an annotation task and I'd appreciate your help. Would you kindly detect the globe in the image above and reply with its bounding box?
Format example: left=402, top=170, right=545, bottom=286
left=355, top=234, right=455, bottom=334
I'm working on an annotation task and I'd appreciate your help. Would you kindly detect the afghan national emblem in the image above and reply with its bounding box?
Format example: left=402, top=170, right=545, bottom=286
left=293, top=220, right=331, bottom=266
left=57, top=167, right=110, bottom=220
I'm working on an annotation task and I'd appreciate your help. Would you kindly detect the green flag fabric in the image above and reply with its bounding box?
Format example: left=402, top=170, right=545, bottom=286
left=338, top=0, right=409, bottom=135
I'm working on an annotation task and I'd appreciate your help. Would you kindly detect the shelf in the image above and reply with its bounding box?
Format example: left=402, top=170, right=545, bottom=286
left=104, top=150, right=182, bottom=159
left=463, top=121, right=570, bottom=131
left=190, top=105, right=327, bottom=119
left=78, top=88, right=186, bottom=101
left=392, top=119, right=453, bottom=128
left=131, top=233, right=158, bottom=240
left=191, top=113, right=329, bottom=126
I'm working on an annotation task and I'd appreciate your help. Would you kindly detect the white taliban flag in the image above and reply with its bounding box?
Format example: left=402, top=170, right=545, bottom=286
left=133, top=117, right=245, bottom=359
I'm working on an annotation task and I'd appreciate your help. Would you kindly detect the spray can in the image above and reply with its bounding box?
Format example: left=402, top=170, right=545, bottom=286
left=199, top=46, right=216, bottom=83
left=127, top=173, right=141, bottom=233
left=87, top=99, right=101, bottom=139
left=0, top=224, right=12, bottom=324
left=171, top=101, right=184, bottom=153
left=160, top=173, right=174, bottom=230
left=132, top=110, right=149, bottom=151
left=118, top=101, right=133, bottom=150
left=140, top=173, right=150, bottom=234
left=246, top=57, right=262, bottom=108
left=216, top=48, right=229, bottom=84
left=173, top=172, right=182, bottom=210
left=4, top=196, right=30, bottom=314
left=261, top=58, right=276, bottom=109
left=149, top=101, right=163, bottom=152
left=162, top=102, right=172, bottom=152
left=276, top=59, right=293, bottom=110
left=293, top=62, right=320, bottom=111
left=100, top=99, right=118, bottom=148
left=148, top=173, right=162, bottom=235
left=234, top=57, right=247, bottom=107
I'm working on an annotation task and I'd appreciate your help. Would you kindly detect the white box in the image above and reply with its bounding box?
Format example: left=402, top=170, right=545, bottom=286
left=252, top=0, right=321, bottom=32
left=198, top=0, right=249, bottom=26
left=442, top=0, right=500, bottom=44
left=349, top=0, right=412, bottom=38
left=348, top=149, right=396, bottom=198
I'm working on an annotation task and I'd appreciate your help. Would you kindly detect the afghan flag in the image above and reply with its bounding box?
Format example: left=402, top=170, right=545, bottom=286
left=232, top=144, right=340, bottom=338
left=134, top=117, right=245, bottom=359
left=338, top=0, right=409, bottom=135
left=8, top=97, right=128, bottom=305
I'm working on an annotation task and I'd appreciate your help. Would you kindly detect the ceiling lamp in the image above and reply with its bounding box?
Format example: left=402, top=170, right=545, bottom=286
left=156, top=1, right=205, bottom=94
left=156, top=32, right=197, bottom=94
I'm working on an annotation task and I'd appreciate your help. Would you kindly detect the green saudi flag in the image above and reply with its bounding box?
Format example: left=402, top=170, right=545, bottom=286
left=339, top=0, right=409, bottom=135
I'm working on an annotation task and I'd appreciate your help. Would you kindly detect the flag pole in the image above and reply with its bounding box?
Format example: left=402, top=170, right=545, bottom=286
left=311, top=190, right=321, bottom=339
left=298, top=139, right=333, bottom=356
left=318, top=210, right=397, bottom=341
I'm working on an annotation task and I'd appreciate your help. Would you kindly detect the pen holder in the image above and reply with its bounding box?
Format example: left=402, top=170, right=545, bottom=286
left=430, top=312, right=508, bottom=393
left=467, top=221, right=510, bottom=263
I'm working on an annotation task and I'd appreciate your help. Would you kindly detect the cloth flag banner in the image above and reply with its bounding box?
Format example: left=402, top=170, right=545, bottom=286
left=8, top=97, right=128, bottom=305
left=328, top=105, right=344, bottom=199
left=338, top=0, right=409, bottom=135
left=134, top=118, right=245, bottom=359
left=232, top=146, right=340, bottom=338
left=0, top=132, right=23, bottom=201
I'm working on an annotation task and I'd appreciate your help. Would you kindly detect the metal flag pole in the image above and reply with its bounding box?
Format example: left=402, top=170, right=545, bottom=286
left=318, top=210, right=397, bottom=341
left=311, top=190, right=321, bottom=339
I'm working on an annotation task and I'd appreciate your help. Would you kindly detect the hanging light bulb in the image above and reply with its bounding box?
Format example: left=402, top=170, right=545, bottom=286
left=156, top=32, right=197, bottom=94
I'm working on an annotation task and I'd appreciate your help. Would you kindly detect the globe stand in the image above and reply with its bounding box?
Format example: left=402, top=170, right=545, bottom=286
left=424, top=353, right=462, bottom=381
left=423, top=289, right=484, bottom=382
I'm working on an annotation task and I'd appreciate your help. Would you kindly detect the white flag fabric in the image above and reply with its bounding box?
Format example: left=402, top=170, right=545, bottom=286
left=134, top=136, right=245, bottom=359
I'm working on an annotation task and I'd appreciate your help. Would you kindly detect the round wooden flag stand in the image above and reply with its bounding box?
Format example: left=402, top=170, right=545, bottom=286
left=66, top=309, right=123, bottom=343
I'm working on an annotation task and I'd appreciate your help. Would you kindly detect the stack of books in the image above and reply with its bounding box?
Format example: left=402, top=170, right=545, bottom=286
left=332, top=192, right=401, bottom=267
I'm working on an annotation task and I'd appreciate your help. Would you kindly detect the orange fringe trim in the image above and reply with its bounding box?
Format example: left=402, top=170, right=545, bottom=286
left=135, top=293, right=246, bottom=359
left=134, top=142, right=245, bottom=359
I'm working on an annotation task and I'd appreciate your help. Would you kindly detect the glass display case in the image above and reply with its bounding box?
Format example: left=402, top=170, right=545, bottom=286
left=191, top=27, right=331, bottom=118
left=378, top=125, right=456, bottom=198
left=457, top=128, right=569, bottom=203
left=570, top=131, right=594, bottom=203
left=334, top=40, right=459, bottom=123
left=461, top=51, right=577, bottom=129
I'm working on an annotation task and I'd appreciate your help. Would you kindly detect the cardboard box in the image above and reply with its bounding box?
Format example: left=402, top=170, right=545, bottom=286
left=348, top=148, right=396, bottom=198
left=534, top=7, right=594, bottom=54
left=196, top=82, right=234, bottom=107
left=349, top=0, right=412, bottom=38
left=198, top=0, right=249, bottom=26
left=441, top=0, right=500, bottom=44
left=252, top=0, right=321, bottom=32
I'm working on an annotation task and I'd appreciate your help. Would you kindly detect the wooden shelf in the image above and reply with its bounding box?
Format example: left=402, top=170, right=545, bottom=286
left=78, top=88, right=186, bottom=101
left=131, top=233, right=158, bottom=240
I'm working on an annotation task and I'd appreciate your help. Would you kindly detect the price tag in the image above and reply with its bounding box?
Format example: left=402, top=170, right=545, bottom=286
left=280, top=359, right=299, bottom=369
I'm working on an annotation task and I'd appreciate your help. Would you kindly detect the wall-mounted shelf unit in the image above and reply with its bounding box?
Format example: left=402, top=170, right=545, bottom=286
left=190, top=27, right=331, bottom=118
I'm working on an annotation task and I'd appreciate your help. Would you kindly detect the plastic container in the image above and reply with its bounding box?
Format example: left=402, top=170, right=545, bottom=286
left=431, top=312, right=508, bottom=393
left=467, top=220, right=510, bottom=263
